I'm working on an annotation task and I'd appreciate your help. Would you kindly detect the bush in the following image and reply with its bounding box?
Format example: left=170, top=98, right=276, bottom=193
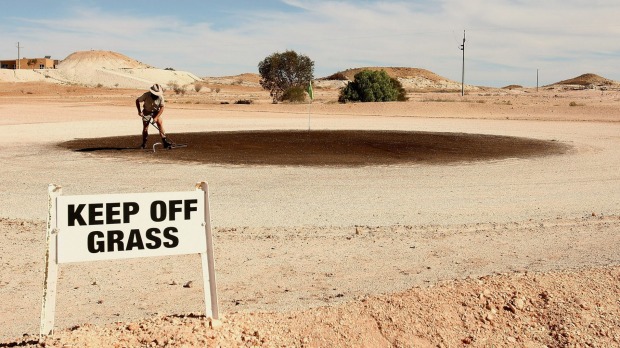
left=325, top=72, right=348, bottom=80
left=168, top=81, right=186, bottom=95
left=392, top=78, right=408, bottom=102
left=194, top=83, right=204, bottom=92
left=175, top=86, right=186, bottom=95
left=338, top=70, right=408, bottom=103
left=281, top=86, right=308, bottom=103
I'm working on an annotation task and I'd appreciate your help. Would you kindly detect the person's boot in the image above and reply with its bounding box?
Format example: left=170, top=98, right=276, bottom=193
left=162, top=137, right=173, bottom=149
left=140, top=133, right=148, bottom=149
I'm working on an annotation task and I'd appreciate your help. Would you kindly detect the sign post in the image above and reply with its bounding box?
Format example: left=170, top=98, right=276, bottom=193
left=40, top=182, right=219, bottom=336
left=40, top=184, right=61, bottom=337
left=197, top=182, right=219, bottom=319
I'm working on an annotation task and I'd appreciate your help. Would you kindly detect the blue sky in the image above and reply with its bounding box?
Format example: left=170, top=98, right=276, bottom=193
left=1, top=0, right=619, bottom=87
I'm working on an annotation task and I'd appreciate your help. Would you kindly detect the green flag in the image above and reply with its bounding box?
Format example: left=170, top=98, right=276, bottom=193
left=307, top=81, right=313, bottom=100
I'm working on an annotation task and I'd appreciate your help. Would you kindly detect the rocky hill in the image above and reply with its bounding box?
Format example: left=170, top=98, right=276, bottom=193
left=0, top=50, right=201, bottom=89
left=57, top=50, right=152, bottom=71
left=550, top=73, right=620, bottom=88
left=320, top=67, right=476, bottom=91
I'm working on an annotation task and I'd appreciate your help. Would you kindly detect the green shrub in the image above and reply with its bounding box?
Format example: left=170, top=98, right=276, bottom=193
left=281, top=86, right=308, bottom=103
left=325, top=72, right=348, bottom=80
left=391, top=78, right=408, bottom=102
left=338, top=70, right=408, bottom=103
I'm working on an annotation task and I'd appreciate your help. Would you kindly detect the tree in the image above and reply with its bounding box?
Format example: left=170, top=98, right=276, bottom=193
left=258, top=50, right=314, bottom=103
left=338, top=70, right=408, bottom=103
left=27, top=59, right=38, bottom=69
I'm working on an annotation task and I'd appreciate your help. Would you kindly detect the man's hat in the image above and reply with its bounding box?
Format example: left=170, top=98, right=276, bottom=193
left=149, top=84, right=164, bottom=97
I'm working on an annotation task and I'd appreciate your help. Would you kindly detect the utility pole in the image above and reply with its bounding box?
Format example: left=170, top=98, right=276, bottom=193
left=460, top=30, right=465, bottom=96
left=16, top=42, right=23, bottom=69
left=536, top=68, right=539, bottom=92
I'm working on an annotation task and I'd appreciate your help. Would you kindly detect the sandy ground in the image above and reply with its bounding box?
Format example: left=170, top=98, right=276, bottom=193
left=0, top=82, right=619, bottom=347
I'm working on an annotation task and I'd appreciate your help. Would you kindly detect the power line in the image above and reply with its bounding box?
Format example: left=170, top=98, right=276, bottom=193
left=459, top=30, right=465, bottom=96
left=17, top=42, right=23, bottom=69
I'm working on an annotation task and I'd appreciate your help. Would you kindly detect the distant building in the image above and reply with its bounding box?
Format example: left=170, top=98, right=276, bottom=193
left=0, top=57, right=58, bottom=69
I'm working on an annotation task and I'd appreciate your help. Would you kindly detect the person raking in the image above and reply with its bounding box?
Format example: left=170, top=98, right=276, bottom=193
left=136, top=84, right=172, bottom=149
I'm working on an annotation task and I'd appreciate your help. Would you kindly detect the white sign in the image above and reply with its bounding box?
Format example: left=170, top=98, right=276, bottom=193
left=56, top=191, right=206, bottom=263
left=41, top=183, right=219, bottom=337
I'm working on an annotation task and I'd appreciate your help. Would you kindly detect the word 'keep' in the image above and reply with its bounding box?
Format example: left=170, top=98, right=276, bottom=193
left=68, top=200, right=199, bottom=226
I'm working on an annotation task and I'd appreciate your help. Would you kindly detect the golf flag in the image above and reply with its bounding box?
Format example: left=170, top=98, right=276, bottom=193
left=307, top=81, right=313, bottom=100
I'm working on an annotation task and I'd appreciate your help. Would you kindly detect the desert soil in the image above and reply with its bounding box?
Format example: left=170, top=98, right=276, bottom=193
left=0, top=82, right=619, bottom=347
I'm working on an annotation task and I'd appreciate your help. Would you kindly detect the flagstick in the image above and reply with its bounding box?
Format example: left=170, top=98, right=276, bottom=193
left=308, top=100, right=311, bottom=131
left=307, top=80, right=313, bottom=132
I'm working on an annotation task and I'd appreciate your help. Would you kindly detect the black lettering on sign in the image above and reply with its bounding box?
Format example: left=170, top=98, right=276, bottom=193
left=87, top=231, right=105, bottom=253
left=123, top=202, right=139, bottom=223
left=169, top=200, right=182, bottom=221
left=107, top=230, right=124, bottom=252
left=85, top=226, right=183, bottom=255
left=163, top=227, right=179, bottom=248
left=69, top=202, right=140, bottom=227
left=184, top=199, right=198, bottom=220
left=68, top=204, right=87, bottom=226
left=106, top=202, right=121, bottom=224
left=145, top=228, right=162, bottom=249
left=126, top=229, right=145, bottom=250
left=151, top=201, right=166, bottom=222
left=150, top=199, right=199, bottom=222
left=89, top=203, right=104, bottom=225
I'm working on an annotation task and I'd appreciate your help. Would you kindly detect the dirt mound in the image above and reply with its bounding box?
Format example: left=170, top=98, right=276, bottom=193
left=502, top=84, right=523, bottom=90
left=42, top=50, right=200, bottom=89
left=8, top=266, right=620, bottom=347
left=553, top=73, right=619, bottom=87
left=325, top=67, right=447, bottom=82
left=225, top=73, right=261, bottom=84
left=203, top=73, right=261, bottom=87
left=57, top=50, right=151, bottom=71
left=1, top=50, right=200, bottom=88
